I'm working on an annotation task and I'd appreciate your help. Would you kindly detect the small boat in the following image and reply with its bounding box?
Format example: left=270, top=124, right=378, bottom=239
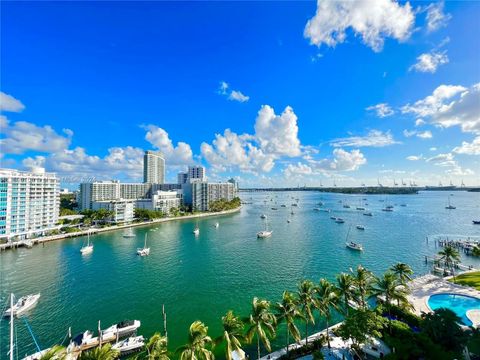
left=473, top=220, right=480, bottom=225
left=193, top=224, right=200, bottom=235
left=363, top=212, right=373, bottom=216
left=356, top=207, right=365, bottom=211
left=343, top=204, right=351, bottom=208
left=335, top=218, right=345, bottom=223
left=382, top=207, right=393, bottom=212
left=271, top=207, right=278, bottom=210
left=445, top=195, right=456, bottom=209
left=102, top=320, right=141, bottom=338
left=4, top=293, right=41, bottom=317
left=123, top=228, right=135, bottom=238
left=400, top=204, right=407, bottom=207
left=214, top=222, right=219, bottom=228
left=257, top=218, right=272, bottom=238
left=80, top=233, right=93, bottom=255
left=137, top=234, right=150, bottom=256
left=320, top=209, right=330, bottom=213
left=112, top=335, right=145, bottom=354
left=318, top=201, right=324, bottom=206
left=67, top=330, right=97, bottom=351
left=292, top=203, right=298, bottom=207
left=346, top=242, right=363, bottom=251
left=356, top=225, right=365, bottom=230
left=260, top=214, right=267, bottom=219
left=24, top=240, right=34, bottom=248
left=330, top=216, right=337, bottom=220
left=281, top=204, right=286, bottom=207
left=290, top=211, right=295, bottom=215
left=313, top=208, right=321, bottom=211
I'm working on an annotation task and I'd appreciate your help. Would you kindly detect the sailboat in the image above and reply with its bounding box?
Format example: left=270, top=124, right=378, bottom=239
left=136, top=233, right=150, bottom=256
left=257, top=218, right=272, bottom=238
left=80, top=232, right=93, bottom=255
left=345, top=226, right=363, bottom=251
left=445, top=195, right=456, bottom=209
left=214, top=222, right=219, bottom=228
left=193, top=222, right=200, bottom=235
left=123, top=228, right=135, bottom=238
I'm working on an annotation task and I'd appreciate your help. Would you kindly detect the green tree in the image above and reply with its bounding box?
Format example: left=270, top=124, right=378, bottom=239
left=370, top=272, right=410, bottom=322
left=297, top=280, right=316, bottom=346
left=390, top=263, right=413, bottom=285
left=177, top=321, right=214, bottom=360
left=421, top=308, right=468, bottom=354
left=79, top=344, right=119, bottom=360
left=39, top=345, right=65, bottom=360
left=472, top=246, right=480, bottom=257
left=246, top=297, right=277, bottom=360
left=147, top=333, right=169, bottom=360
left=315, top=279, right=338, bottom=349
left=438, top=245, right=461, bottom=280
left=216, top=311, right=245, bottom=360
left=274, top=291, right=303, bottom=354
left=351, top=265, right=373, bottom=309
left=338, top=309, right=386, bottom=353
left=335, top=273, right=356, bottom=315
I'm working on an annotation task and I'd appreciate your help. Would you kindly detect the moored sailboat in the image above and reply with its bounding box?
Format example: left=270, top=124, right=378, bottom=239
left=136, top=233, right=150, bottom=256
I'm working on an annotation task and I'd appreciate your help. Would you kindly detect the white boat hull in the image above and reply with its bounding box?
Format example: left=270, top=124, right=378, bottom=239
left=257, top=231, right=273, bottom=238
left=4, top=293, right=41, bottom=317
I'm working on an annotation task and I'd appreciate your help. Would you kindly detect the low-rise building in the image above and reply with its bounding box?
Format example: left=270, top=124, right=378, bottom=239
left=135, top=190, right=182, bottom=214
left=91, top=199, right=135, bottom=223
left=0, top=168, right=60, bottom=241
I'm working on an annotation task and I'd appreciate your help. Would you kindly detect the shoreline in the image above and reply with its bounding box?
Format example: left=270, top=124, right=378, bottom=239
left=0, top=206, right=241, bottom=251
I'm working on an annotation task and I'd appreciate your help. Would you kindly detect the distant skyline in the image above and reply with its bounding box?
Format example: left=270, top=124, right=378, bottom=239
left=1, top=1, right=479, bottom=187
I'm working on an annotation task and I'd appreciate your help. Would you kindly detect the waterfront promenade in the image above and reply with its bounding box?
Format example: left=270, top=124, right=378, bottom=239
left=0, top=206, right=241, bottom=251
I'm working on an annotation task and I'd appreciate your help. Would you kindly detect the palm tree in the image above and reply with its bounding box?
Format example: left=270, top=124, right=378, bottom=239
left=351, top=265, right=373, bottom=309
left=216, top=311, right=245, bottom=360
left=297, top=280, right=317, bottom=346
left=370, top=272, right=410, bottom=317
left=147, top=333, right=170, bottom=360
left=246, top=297, right=277, bottom=360
left=315, top=279, right=338, bottom=349
left=390, top=263, right=413, bottom=285
left=274, top=291, right=303, bottom=354
left=79, top=344, right=119, bottom=360
left=176, top=321, right=214, bottom=360
left=438, top=245, right=461, bottom=275
left=335, top=273, right=355, bottom=315
left=39, top=345, right=65, bottom=360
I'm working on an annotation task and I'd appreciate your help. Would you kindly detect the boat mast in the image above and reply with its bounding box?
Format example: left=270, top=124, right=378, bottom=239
left=144, top=233, right=148, bottom=248
left=10, top=293, right=14, bottom=360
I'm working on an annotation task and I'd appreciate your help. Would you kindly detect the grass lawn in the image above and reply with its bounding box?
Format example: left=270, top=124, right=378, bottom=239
left=451, top=271, right=480, bottom=291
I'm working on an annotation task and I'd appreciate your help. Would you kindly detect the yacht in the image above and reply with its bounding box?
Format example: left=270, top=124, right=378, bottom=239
left=4, top=293, right=40, bottom=317
left=123, top=228, right=135, bottom=238
left=313, top=208, right=321, bottom=211
left=257, top=218, right=272, bottom=238
left=473, top=220, right=480, bottom=225
left=80, top=233, right=93, bottom=255
left=320, top=209, right=330, bottom=213
left=356, top=225, right=365, bottom=230
left=335, top=218, right=345, bottom=223
left=102, top=320, right=141, bottom=339
left=67, top=330, right=97, bottom=351
left=112, top=335, right=145, bottom=354
left=445, top=195, right=456, bottom=209
left=137, top=233, right=150, bottom=256
left=382, top=207, right=393, bottom=212
left=356, top=207, right=365, bottom=211
left=24, top=240, right=34, bottom=248
left=346, top=241, right=363, bottom=251
left=343, top=204, right=351, bottom=208
left=193, top=221, right=200, bottom=235
left=363, top=212, right=373, bottom=216
left=260, top=214, right=267, bottom=219
left=330, top=216, right=337, bottom=220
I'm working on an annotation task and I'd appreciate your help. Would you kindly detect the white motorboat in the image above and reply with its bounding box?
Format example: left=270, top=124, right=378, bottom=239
left=320, top=209, right=330, bottom=213
left=123, top=228, right=135, bottom=238
left=363, top=212, right=373, bottom=216
left=80, top=233, right=93, bottom=255
left=382, top=207, right=393, bottom=212
left=343, top=204, right=351, bottom=208
left=24, top=240, right=34, bottom=248
left=67, top=330, right=96, bottom=351
left=260, top=214, right=267, bottom=219
left=112, top=335, right=145, bottom=354
left=356, top=225, right=365, bottom=230
left=22, top=349, right=51, bottom=360
left=346, top=241, right=363, bottom=251
left=102, top=320, right=141, bottom=339
left=137, top=234, right=150, bottom=256
left=335, top=218, right=345, bottom=223
left=356, top=207, right=365, bottom=211
left=4, top=293, right=40, bottom=317
left=193, top=226, right=200, bottom=235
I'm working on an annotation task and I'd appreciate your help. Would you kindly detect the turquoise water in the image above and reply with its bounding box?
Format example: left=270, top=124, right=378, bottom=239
left=428, top=293, right=480, bottom=326
left=1, top=190, right=480, bottom=357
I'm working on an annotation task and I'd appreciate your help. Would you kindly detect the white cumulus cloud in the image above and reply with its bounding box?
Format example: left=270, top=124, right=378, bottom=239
left=409, top=51, right=449, bottom=73
left=218, top=82, right=250, bottom=103
left=366, top=103, right=394, bottom=118
left=331, top=130, right=399, bottom=148
left=143, top=125, right=193, bottom=165
left=304, top=0, right=415, bottom=52
left=0, top=92, right=25, bottom=112
left=453, top=136, right=480, bottom=155
left=426, top=2, right=451, bottom=33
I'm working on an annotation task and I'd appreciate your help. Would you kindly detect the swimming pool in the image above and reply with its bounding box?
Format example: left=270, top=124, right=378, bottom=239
left=428, top=293, right=480, bottom=326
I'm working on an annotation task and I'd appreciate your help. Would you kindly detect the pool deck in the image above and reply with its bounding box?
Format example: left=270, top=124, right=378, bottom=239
left=407, top=273, right=480, bottom=327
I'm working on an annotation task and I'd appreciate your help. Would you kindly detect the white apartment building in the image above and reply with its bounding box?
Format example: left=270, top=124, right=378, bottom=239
left=79, top=181, right=120, bottom=210
left=120, top=183, right=151, bottom=200
left=91, top=199, right=135, bottom=223
left=188, top=165, right=206, bottom=182
left=143, top=151, right=165, bottom=184
left=0, top=168, right=60, bottom=241
left=183, top=181, right=236, bottom=211
left=135, top=190, right=182, bottom=214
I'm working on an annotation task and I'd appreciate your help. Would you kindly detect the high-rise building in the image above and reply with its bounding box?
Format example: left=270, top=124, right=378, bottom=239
left=120, top=183, right=151, bottom=200
left=188, top=165, right=206, bottom=182
left=177, top=172, right=188, bottom=185
left=79, top=181, right=120, bottom=210
left=183, top=181, right=236, bottom=211
left=144, top=151, right=165, bottom=184
left=0, top=168, right=60, bottom=241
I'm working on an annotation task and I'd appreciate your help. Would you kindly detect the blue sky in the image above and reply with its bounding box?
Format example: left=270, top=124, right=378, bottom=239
left=1, top=1, right=479, bottom=188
